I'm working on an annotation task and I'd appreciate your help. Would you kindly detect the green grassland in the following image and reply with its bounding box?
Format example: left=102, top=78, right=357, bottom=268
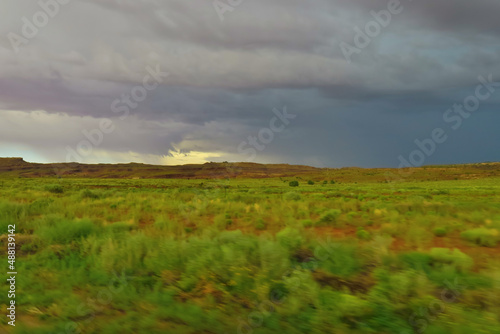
left=1, top=168, right=500, bottom=333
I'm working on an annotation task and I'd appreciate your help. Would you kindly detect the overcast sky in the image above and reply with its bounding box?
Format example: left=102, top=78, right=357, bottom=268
left=0, top=0, right=499, bottom=167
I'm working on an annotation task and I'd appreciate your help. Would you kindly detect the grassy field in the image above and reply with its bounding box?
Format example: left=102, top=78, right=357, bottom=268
left=1, top=171, right=500, bottom=333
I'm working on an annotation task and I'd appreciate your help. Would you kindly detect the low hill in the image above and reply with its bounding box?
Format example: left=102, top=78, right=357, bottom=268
left=0, top=158, right=320, bottom=179
left=0, top=158, right=499, bottom=182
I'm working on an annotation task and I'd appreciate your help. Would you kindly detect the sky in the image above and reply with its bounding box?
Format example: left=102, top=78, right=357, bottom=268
left=0, top=0, right=499, bottom=168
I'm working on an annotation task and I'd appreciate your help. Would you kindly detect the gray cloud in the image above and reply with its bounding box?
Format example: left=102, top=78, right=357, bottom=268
left=0, top=0, right=499, bottom=166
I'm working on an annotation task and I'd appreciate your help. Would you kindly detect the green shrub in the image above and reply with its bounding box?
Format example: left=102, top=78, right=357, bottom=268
left=336, top=293, right=372, bottom=318
left=321, top=244, right=363, bottom=277
left=461, top=228, right=499, bottom=247
left=317, top=209, right=341, bottom=226
left=433, top=227, right=447, bottom=237
left=20, top=242, right=38, bottom=253
left=429, top=248, right=473, bottom=272
left=154, top=219, right=172, bottom=230
left=28, top=198, right=54, bottom=214
left=80, top=189, right=100, bottom=199
left=255, top=219, right=266, bottom=230
left=301, top=219, right=313, bottom=228
left=347, top=211, right=358, bottom=221
left=399, top=252, right=431, bottom=271
left=307, top=180, right=315, bottom=185
left=283, top=191, right=301, bottom=201
left=431, top=189, right=450, bottom=195
left=45, top=184, right=64, bottom=194
left=356, top=228, right=371, bottom=240
left=276, top=227, right=303, bottom=250
left=289, top=181, right=299, bottom=187
left=107, top=221, right=135, bottom=233
left=214, top=214, right=232, bottom=229
left=269, top=282, right=289, bottom=304
left=37, top=218, right=96, bottom=244
left=325, top=191, right=341, bottom=198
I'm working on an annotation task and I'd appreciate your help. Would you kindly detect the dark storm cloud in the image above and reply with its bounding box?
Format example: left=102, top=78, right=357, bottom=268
left=0, top=0, right=499, bottom=166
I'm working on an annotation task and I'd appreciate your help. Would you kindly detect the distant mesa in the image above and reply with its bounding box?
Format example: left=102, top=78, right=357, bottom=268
left=0, top=157, right=322, bottom=179
left=0, top=157, right=28, bottom=166
left=0, top=157, right=498, bottom=181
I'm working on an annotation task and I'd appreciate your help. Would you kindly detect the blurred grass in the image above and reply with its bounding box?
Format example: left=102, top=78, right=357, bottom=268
left=0, top=176, right=499, bottom=333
